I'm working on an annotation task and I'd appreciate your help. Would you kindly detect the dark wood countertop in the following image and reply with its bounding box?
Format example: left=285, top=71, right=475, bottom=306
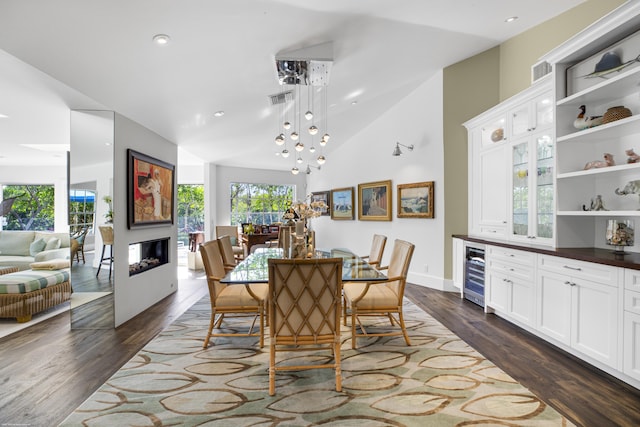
left=453, top=234, right=640, bottom=270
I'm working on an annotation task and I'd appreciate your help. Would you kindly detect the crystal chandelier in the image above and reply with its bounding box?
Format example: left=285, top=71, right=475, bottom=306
left=271, top=43, right=333, bottom=175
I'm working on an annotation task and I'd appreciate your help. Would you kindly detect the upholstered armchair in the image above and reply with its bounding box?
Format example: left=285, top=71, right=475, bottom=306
left=344, top=239, right=415, bottom=349
left=199, top=240, right=267, bottom=348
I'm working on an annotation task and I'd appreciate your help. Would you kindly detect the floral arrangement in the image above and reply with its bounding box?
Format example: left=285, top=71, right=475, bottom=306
left=284, top=196, right=328, bottom=221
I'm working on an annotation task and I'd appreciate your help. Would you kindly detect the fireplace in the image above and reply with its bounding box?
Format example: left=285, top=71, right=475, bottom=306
left=129, top=238, right=169, bottom=276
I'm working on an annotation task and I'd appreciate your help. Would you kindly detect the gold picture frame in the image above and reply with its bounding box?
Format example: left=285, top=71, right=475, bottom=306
left=330, top=187, right=355, bottom=220
left=397, top=181, right=434, bottom=218
left=358, top=180, right=392, bottom=221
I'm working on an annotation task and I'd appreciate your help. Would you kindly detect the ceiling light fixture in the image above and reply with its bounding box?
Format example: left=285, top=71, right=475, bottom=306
left=272, top=43, right=333, bottom=175
left=152, top=34, right=171, bottom=45
left=213, top=110, right=225, bottom=117
left=392, top=142, right=414, bottom=157
left=0, top=114, right=8, bottom=119
left=305, top=164, right=321, bottom=175
left=505, top=16, right=518, bottom=23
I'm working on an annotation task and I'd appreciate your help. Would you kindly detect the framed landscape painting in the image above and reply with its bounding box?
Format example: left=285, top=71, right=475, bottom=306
left=358, top=180, right=392, bottom=221
left=127, top=149, right=175, bottom=228
left=397, top=181, right=434, bottom=218
left=311, top=191, right=330, bottom=216
left=330, top=187, right=354, bottom=220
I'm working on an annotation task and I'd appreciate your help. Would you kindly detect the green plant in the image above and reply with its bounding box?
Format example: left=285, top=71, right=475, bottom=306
left=103, top=195, right=113, bottom=224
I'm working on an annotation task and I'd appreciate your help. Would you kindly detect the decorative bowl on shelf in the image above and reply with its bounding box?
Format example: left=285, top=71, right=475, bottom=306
left=602, top=106, right=631, bottom=124
left=491, top=128, right=504, bottom=142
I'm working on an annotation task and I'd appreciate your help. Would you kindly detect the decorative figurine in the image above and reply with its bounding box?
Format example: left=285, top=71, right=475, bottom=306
left=615, top=180, right=640, bottom=208
left=584, top=153, right=615, bottom=170
left=582, top=195, right=608, bottom=211
left=574, top=105, right=603, bottom=130
left=626, top=148, right=640, bottom=163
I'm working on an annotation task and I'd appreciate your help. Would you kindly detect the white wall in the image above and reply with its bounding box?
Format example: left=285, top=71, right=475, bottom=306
left=112, top=113, right=178, bottom=327
left=0, top=164, right=68, bottom=232
left=309, top=71, right=449, bottom=290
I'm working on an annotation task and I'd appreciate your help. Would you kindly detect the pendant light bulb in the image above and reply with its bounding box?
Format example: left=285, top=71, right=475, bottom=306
left=309, top=146, right=316, bottom=153
left=291, top=167, right=299, bottom=175
left=281, top=149, right=290, bottom=158
left=275, top=133, right=285, bottom=145
left=295, top=142, right=304, bottom=152
left=291, top=131, right=299, bottom=141
left=283, top=121, right=291, bottom=130
left=305, top=110, right=313, bottom=120
left=308, top=125, right=318, bottom=135
left=296, top=155, right=303, bottom=164
left=317, top=155, right=326, bottom=165
left=322, top=133, right=330, bottom=142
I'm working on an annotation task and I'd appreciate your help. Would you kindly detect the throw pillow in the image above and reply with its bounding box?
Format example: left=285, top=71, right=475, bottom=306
left=44, top=237, right=61, bottom=251
left=29, top=238, right=47, bottom=256
left=229, top=236, right=238, bottom=246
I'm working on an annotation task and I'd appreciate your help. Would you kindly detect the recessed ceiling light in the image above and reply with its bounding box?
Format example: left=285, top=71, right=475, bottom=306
left=213, top=110, right=225, bottom=117
left=351, top=101, right=358, bottom=105
left=152, top=34, right=170, bottom=45
left=0, top=113, right=8, bottom=118
left=105, top=142, right=112, bottom=146
left=505, top=16, right=518, bottom=23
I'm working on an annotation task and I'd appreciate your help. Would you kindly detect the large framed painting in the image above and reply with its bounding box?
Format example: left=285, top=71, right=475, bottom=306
left=358, top=180, right=392, bottom=221
left=311, top=191, right=330, bottom=216
left=127, top=149, right=175, bottom=228
left=330, top=187, right=355, bottom=220
left=397, top=181, right=434, bottom=218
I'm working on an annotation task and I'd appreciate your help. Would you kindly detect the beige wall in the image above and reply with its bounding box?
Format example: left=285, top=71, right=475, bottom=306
left=442, top=46, right=500, bottom=280
left=500, top=0, right=626, bottom=100
left=441, top=0, right=625, bottom=279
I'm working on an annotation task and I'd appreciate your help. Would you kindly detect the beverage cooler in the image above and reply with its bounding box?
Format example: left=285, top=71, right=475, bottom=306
left=463, top=244, right=485, bottom=307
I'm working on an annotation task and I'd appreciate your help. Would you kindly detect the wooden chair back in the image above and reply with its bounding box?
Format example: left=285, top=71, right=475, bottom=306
left=98, top=225, right=114, bottom=245
left=267, top=257, right=343, bottom=395
left=385, top=239, right=415, bottom=298
left=368, top=234, right=387, bottom=267
left=199, top=240, right=227, bottom=303
left=217, top=235, right=237, bottom=271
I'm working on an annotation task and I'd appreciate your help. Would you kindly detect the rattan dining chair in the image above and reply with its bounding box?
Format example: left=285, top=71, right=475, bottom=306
left=361, top=234, right=387, bottom=269
left=217, top=235, right=239, bottom=273
left=268, top=257, right=343, bottom=396
left=200, top=240, right=268, bottom=348
left=343, top=239, right=415, bottom=349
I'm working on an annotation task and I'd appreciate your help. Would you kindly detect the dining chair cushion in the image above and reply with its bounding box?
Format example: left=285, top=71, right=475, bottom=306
left=216, top=283, right=268, bottom=307
left=343, top=283, right=398, bottom=309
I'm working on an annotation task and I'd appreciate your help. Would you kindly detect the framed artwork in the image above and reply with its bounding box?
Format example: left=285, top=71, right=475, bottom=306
left=358, top=180, right=392, bottom=221
left=311, top=191, right=331, bottom=216
left=397, top=181, right=434, bottom=218
left=127, top=149, right=175, bottom=228
left=330, top=187, right=355, bottom=220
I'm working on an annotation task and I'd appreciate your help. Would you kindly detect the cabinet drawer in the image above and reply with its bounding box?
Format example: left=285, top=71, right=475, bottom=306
left=625, top=290, right=640, bottom=315
left=538, top=255, right=620, bottom=287
left=487, top=245, right=536, bottom=266
left=486, top=258, right=534, bottom=282
left=625, top=269, right=640, bottom=292
left=478, top=225, right=507, bottom=238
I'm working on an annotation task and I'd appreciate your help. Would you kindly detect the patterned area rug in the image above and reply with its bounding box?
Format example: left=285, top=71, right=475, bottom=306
left=60, top=297, right=574, bottom=426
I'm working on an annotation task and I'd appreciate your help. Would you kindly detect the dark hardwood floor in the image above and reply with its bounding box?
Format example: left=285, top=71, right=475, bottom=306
left=0, top=267, right=639, bottom=426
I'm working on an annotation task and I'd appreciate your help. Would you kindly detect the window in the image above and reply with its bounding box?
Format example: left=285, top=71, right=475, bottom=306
left=230, top=183, right=295, bottom=225
left=1, top=184, right=55, bottom=230
left=177, top=184, right=205, bottom=246
left=69, top=189, right=96, bottom=234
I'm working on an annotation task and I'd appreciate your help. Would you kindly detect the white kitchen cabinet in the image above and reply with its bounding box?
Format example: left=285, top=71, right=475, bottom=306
left=623, top=269, right=640, bottom=381
left=452, top=237, right=464, bottom=292
left=464, top=82, right=554, bottom=244
left=486, top=245, right=535, bottom=326
left=537, top=256, right=620, bottom=368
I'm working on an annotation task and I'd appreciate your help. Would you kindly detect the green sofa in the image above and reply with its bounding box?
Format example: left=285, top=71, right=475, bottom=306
left=0, top=231, right=70, bottom=271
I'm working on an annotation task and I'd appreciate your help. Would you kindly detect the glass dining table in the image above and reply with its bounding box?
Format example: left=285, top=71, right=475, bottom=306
left=221, top=247, right=387, bottom=284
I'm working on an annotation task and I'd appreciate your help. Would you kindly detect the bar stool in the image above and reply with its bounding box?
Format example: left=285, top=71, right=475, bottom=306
left=96, top=225, right=114, bottom=279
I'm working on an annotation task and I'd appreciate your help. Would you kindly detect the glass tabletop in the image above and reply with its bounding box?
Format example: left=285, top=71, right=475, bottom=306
left=221, top=247, right=387, bottom=284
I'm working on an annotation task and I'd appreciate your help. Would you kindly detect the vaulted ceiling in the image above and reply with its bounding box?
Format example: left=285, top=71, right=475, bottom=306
left=0, top=0, right=584, bottom=169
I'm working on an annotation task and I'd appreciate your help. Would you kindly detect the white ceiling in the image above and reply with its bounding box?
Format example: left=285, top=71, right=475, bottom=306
left=0, top=0, right=585, bottom=170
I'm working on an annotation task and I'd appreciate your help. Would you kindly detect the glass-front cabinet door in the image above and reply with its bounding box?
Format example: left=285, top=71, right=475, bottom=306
left=511, top=131, right=554, bottom=243
left=480, top=115, right=507, bottom=147
left=535, top=133, right=554, bottom=240
left=512, top=141, right=529, bottom=237
left=509, top=91, right=554, bottom=140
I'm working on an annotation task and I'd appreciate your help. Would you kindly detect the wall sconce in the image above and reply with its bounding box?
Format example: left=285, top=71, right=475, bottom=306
left=392, top=142, right=414, bottom=156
